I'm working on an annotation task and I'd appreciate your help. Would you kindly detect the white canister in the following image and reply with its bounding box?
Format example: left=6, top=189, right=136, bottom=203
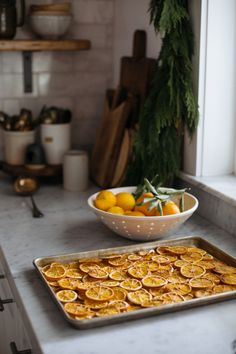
left=63, top=150, right=89, bottom=192
left=3, top=130, right=35, bottom=165
left=40, top=123, right=71, bottom=165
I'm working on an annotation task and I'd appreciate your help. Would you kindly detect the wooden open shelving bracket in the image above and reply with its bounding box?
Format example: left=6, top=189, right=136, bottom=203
left=0, top=39, right=91, bottom=93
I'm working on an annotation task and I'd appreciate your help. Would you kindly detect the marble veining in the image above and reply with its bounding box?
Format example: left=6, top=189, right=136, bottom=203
left=0, top=174, right=236, bottom=354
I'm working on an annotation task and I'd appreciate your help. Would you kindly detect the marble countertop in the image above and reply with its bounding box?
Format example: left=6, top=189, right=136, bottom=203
left=0, top=174, right=236, bottom=354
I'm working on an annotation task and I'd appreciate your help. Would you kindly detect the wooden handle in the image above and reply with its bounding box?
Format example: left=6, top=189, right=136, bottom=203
left=132, top=30, right=146, bottom=60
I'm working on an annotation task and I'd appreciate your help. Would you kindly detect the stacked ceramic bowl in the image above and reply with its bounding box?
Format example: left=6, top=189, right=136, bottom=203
left=29, top=3, right=72, bottom=39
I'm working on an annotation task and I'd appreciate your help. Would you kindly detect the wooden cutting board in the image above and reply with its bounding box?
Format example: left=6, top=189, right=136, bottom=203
left=91, top=30, right=156, bottom=188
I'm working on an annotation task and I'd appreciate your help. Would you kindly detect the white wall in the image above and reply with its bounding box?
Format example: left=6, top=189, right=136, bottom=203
left=113, top=0, right=161, bottom=86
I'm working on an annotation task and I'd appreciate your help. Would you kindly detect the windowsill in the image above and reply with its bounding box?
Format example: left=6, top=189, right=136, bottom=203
left=177, top=172, right=236, bottom=237
left=179, top=172, right=236, bottom=208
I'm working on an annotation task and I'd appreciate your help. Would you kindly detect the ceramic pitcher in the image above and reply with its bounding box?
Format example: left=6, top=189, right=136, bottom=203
left=0, top=0, right=25, bottom=39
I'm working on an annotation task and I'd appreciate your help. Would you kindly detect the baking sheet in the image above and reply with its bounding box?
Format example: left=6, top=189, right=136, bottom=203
left=33, top=236, right=236, bottom=329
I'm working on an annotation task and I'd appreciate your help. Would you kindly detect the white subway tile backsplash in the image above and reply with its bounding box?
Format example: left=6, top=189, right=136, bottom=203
left=2, top=99, right=21, bottom=115
left=74, top=49, right=112, bottom=72
left=33, top=52, right=75, bottom=73
left=71, top=117, right=100, bottom=148
left=38, top=72, right=110, bottom=97
left=74, top=94, right=105, bottom=121
left=68, top=24, right=111, bottom=48
left=0, top=74, right=38, bottom=98
left=2, top=52, right=23, bottom=73
left=73, top=0, right=114, bottom=25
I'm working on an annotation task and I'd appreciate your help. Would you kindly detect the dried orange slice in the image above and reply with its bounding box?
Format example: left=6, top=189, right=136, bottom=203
left=141, top=298, right=163, bottom=307
left=56, top=290, right=77, bottom=302
left=82, top=275, right=101, bottom=283
left=149, top=287, right=166, bottom=297
left=41, top=264, right=51, bottom=273
left=102, top=254, right=122, bottom=259
left=108, top=257, right=127, bottom=266
left=100, top=280, right=120, bottom=287
left=151, top=255, right=170, bottom=264
left=58, top=278, right=79, bottom=290
left=64, top=302, right=89, bottom=316
left=109, top=269, right=128, bottom=281
left=165, top=283, right=192, bottom=295
left=112, top=287, right=127, bottom=301
left=202, top=253, right=214, bottom=261
left=220, top=273, right=236, bottom=285
left=88, top=268, right=108, bottom=279
left=85, top=286, right=114, bottom=301
left=84, top=299, right=108, bottom=310
left=77, top=282, right=97, bottom=291
left=174, top=260, right=190, bottom=268
left=183, top=293, right=194, bottom=301
left=128, top=266, right=149, bottom=279
left=75, top=312, right=95, bottom=320
left=180, top=252, right=203, bottom=263
left=127, top=289, right=152, bottom=305
left=185, top=247, right=206, bottom=255
left=194, top=260, right=215, bottom=270
left=180, top=264, right=206, bottom=278
left=96, top=306, right=120, bottom=317
left=155, top=264, right=173, bottom=277
left=116, top=261, right=133, bottom=270
left=45, top=265, right=66, bottom=280
left=166, top=246, right=188, bottom=255
left=100, top=266, right=114, bottom=274
left=189, top=277, right=214, bottom=289
left=213, top=264, right=236, bottom=275
left=79, top=263, right=99, bottom=273
left=127, top=254, right=142, bottom=261
left=144, top=250, right=157, bottom=260
left=155, top=246, right=169, bottom=255
left=68, top=261, right=80, bottom=269
left=138, top=250, right=149, bottom=256
left=195, top=289, right=214, bottom=298
left=160, top=292, right=184, bottom=304
left=109, top=300, right=129, bottom=311
left=212, top=284, right=235, bottom=293
left=66, top=269, right=83, bottom=279
left=202, top=272, right=220, bottom=284
left=79, top=257, right=101, bottom=263
left=142, top=275, right=167, bottom=288
left=120, top=279, right=142, bottom=291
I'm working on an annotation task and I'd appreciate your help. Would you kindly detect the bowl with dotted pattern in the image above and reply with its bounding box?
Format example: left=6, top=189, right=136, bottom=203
left=88, top=187, right=198, bottom=241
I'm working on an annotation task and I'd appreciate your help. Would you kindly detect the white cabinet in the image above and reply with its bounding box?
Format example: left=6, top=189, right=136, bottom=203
left=0, top=248, right=33, bottom=354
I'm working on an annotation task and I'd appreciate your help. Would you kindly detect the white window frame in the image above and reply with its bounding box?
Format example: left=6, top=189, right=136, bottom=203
left=183, top=0, right=236, bottom=177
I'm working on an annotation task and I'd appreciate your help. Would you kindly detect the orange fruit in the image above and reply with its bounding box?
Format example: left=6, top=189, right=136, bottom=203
left=115, top=192, right=135, bottom=211
left=44, top=265, right=66, bottom=280
left=134, top=192, right=156, bottom=216
left=124, top=211, right=145, bottom=216
left=94, top=190, right=116, bottom=211
left=162, top=201, right=180, bottom=215
left=107, top=206, right=125, bottom=215
left=85, top=286, right=114, bottom=301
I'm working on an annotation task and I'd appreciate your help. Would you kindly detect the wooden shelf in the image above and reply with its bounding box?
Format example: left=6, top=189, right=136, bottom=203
left=1, top=161, right=62, bottom=177
left=0, top=39, right=91, bottom=52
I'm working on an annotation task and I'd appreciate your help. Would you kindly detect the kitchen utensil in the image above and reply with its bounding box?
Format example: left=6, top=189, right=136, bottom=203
left=0, top=0, right=25, bottom=39
left=33, top=236, right=236, bottom=329
left=14, top=176, right=44, bottom=218
left=88, top=186, right=198, bottom=241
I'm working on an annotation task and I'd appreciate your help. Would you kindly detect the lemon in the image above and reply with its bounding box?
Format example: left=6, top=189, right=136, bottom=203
left=107, top=206, right=124, bottom=215
left=115, top=192, right=135, bottom=211
left=94, top=190, right=117, bottom=211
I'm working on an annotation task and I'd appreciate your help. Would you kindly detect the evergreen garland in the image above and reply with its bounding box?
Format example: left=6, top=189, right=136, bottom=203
left=124, top=0, right=198, bottom=186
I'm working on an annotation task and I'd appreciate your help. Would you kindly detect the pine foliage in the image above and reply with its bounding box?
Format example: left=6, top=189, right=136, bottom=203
left=124, top=0, right=198, bottom=186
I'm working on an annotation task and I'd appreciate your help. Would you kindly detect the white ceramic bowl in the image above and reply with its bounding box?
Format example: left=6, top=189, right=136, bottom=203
left=88, top=187, right=199, bottom=241
left=30, top=14, right=72, bottom=39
